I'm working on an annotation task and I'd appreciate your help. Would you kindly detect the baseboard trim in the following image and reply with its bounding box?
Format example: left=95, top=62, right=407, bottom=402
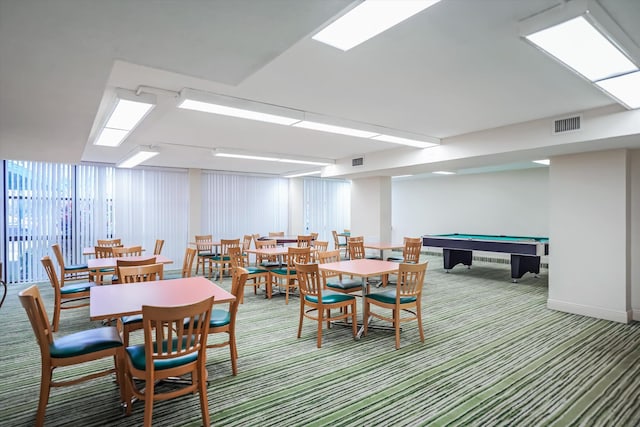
left=547, top=298, right=632, bottom=323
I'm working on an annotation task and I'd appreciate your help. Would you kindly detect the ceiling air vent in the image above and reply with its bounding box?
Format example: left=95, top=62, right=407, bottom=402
left=352, top=157, right=364, bottom=167
left=553, top=115, right=581, bottom=134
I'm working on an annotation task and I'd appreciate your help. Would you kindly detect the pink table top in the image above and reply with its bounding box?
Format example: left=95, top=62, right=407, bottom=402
left=89, top=276, right=234, bottom=320
left=87, top=254, right=173, bottom=270
left=319, top=258, right=399, bottom=277
left=364, top=242, right=405, bottom=251
left=245, top=247, right=290, bottom=256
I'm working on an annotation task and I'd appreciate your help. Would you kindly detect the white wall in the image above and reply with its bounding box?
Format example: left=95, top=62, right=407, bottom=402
left=391, top=168, right=549, bottom=240
left=351, top=177, right=391, bottom=242
left=547, top=149, right=630, bottom=323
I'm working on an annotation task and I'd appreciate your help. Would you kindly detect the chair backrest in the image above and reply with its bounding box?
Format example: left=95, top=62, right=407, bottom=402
left=268, top=231, right=285, bottom=237
left=313, top=240, right=329, bottom=253
left=116, top=257, right=157, bottom=280
left=310, top=232, right=319, bottom=240
left=220, top=239, right=240, bottom=255
left=112, top=245, right=143, bottom=257
left=397, top=262, right=428, bottom=300
left=295, top=262, right=323, bottom=299
left=317, top=250, right=341, bottom=284
left=142, top=295, right=214, bottom=372
left=287, top=246, right=311, bottom=268
left=118, top=263, right=164, bottom=283
left=94, top=246, right=115, bottom=259
left=297, top=235, right=313, bottom=248
left=242, top=235, right=252, bottom=251
left=348, top=237, right=366, bottom=260
left=19, top=285, right=54, bottom=357
left=255, top=239, right=278, bottom=263
left=402, top=237, right=422, bottom=263
left=227, top=246, right=245, bottom=269
left=332, top=230, right=340, bottom=248
left=251, top=233, right=261, bottom=247
left=51, top=243, right=66, bottom=270
left=195, top=235, right=213, bottom=253
left=41, top=256, right=61, bottom=291
left=182, top=248, right=197, bottom=278
left=228, top=267, right=248, bottom=320
left=97, top=239, right=122, bottom=247
left=154, top=239, right=164, bottom=255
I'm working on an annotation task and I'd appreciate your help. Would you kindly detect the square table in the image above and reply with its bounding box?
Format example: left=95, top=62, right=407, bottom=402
left=90, top=276, right=235, bottom=321
left=319, top=258, right=399, bottom=339
left=364, top=242, right=404, bottom=260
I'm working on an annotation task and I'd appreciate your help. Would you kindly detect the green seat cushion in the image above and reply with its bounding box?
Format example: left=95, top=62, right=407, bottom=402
left=305, top=290, right=355, bottom=304
left=60, top=282, right=95, bottom=294
left=126, top=337, right=199, bottom=371
left=66, top=263, right=89, bottom=271
left=366, top=290, right=416, bottom=304
left=209, top=255, right=231, bottom=261
left=121, top=314, right=143, bottom=325
left=260, top=261, right=281, bottom=268
left=270, top=268, right=294, bottom=276
left=247, top=266, right=268, bottom=274
left=50, top=326, right=122, bottom=358
left=209, top=309, right=230, bottom=327
left=326, top=278, right=361, bottom=290
left=198, top=252, right=216, bottom=257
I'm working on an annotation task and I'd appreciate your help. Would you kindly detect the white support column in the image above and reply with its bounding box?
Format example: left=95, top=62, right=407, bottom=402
left=350, top=176, right=392, bottom=243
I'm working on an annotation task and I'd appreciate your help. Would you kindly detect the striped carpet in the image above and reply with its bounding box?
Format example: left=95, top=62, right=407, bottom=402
left=1, top=254, right=640, bottom=426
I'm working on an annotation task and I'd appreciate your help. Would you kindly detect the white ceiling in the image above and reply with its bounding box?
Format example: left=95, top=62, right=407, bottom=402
left=1, top=0, right=640, bottom=178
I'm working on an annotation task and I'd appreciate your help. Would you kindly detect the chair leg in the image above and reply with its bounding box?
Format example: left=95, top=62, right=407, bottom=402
left=317, top=312, right=323, bottom=348
left=52, top=295, right=61, bottom=332
left=351, top=303, right=357, bottom=338
left=416, top=300, right=425, bottom=343
left=198, top=364, right=210, bottom=426
left=230, top=332, right=238, bottom=376
left=363, top=299, right=370, bottom=336
left=36, top=363, right=52, bottom=426
left=143, top=376, right=154, bottom=427
left=395, top=308, right=401, bottom=350
left=297, top=300, right=304, bottom=338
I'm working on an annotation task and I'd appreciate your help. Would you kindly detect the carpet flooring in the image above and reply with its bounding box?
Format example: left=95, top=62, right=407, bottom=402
left=1, top=254, right=639, bottom=426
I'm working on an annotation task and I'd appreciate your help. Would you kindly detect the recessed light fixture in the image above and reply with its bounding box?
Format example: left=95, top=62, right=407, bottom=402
left=433, top=171, right=455, bottom=175
left=293, top=121, right=379, bottom=138
left=392, top=174, right=413, bottom=179
left=213, top=149, right=332, bottom=166
left=373, top=134, right=437, bottom=149
left=117, top=146, right=160, bottom=168
left=313, top=0, right=442, bottom=51
left=94, top=89, right=156, bottom=147
left=283, top=171, right=322, bottom=178
left=521, top=1, right=640, bottom=110
left=533, top=159, right=551, bottom=166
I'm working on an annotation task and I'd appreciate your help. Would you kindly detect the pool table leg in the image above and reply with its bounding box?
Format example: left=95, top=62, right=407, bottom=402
left=511, top=254, right=541, bottom=282
left=443, top=249, right=473, bottom=271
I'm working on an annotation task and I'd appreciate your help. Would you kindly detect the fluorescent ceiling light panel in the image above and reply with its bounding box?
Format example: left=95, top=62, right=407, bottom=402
left=117, top=146, right=159, bottom=168
left=525, top=16, right=637, bottom=82
left=313, top=0, right=441, bottom=51
left=533, top=159, right=551, bottom=165
left=284, top=171, right=322, bottom=178
left=215, top=152, right=281, bottom=162
left=392, top=174, right=413, bottom=179
left=214, top=151, right=331, bottom=166
left=373, top=134, right=437, bottom=148
left=595, top=71, right=640, bottom=109
left=179, top=99, right=300, bottom=126
left=433, top=171, right=455, bottom=175
left=293, top=120, right=379, bottom=138
left=94, top=89, right=155, bottom=147
left=278, top=158, right=330, bottom=166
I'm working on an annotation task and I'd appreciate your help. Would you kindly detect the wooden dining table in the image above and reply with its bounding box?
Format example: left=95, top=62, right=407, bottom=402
left=87, top=254, right=173, bottom=270
left=318, top=258, right=399, bottom=339
left=83, top=246, right=146, bottom=256
left=89, top=276, right=235, bottom=321
left=364, top=242, right=405, bottom=260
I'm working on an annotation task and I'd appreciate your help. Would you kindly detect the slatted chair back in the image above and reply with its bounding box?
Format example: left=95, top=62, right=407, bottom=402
left=115, top=257, right=157, bottom=284
left=118, top=263, right=164, bottom=283
left=112, top=245, right=143, bottom=257
left=297, top=235, right=313, bottom=248
left=286, top=246, right=312, bottom=269
left=313, top=240, right=329, bottom=253
left=153, top=239, right=164, bottom=255
left=182, top=247, right=197, bottom=278
left=397, top=261, right=428, bottom=300
left=268, top=231, right=285, bottom=237
left=348, top=237, right=366, bottom=260
left=94, top=246, right=115, bottom=259
left=402, top=237, right=422, bottom=263
left=96, top=239, right=122, bottom=247
left=255, top=238, right=278, bottom=267
left=194, top=234, right=214, bottom=276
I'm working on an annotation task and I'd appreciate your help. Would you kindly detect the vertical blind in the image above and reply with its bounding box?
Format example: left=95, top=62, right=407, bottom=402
left=201, top=171, right=289, bottom=238
left=303, top=177, right=351, bottom=242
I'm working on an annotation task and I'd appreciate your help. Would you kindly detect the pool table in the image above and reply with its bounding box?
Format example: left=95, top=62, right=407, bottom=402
left=422, top=233, right=549, bottom=282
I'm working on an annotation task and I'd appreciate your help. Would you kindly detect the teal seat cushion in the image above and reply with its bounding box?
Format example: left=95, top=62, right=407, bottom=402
left=209, top=309, right=230, bottom=328
left=121, top=314, right=143, bottom=325
left=260, top=261, right=281, bottom=268
left=198, top=252, right=215, bottom=257
left=366, top=290, right=416, bottom=304
left=209, top=255, right=231, bottom=261
left=50, top=326, right=122, bottom=358
left=66, top=263, right=89, bottom=270
left=126, top=337, right=199, bottom=371
left=305, top=290, right=355, bottom=304
left=270, top=268, right=294, bottom=276
left=326, top=278, right=361, bottom=290
left=246, top=266, right=268, bottom=274
left=60, top=282, right=95, bottom=294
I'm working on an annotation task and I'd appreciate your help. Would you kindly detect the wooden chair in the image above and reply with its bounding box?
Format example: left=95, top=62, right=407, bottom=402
left=123, top=296, right=214, bottom=426
left=269, top=246, right=311, bottom=304
left=182, top=247, right=197, bottom=278
left=117, top=263, right=165, bottom=347
left=387, top=237, right=422, bottom=263
left=295, top=262, right=357, bottom=348
left=364, top=262, right=428, bottom=349
left=112, top=245, right=143, bottom=257
left=310, top=232, right=319, bottom=241
left=50, top=243, right=91, bottom=287
left=93, top=246, right=117, bottom=284
left=41, top=256, right=95, bottom=332
left=153, top=239, right=164, bottom=255
left=242, top=234, right=253, bottom=265
left=348, top=237, right=366, bottom=260
left=19, top=285, right=124, bottom=426
left=297, top=235, right=313, bottom=248
left=317, top=250, right=362, bottom=295
left=210, top=238, right=240, bottom=280
left=311, top=240, right=329, bottom=262
left=228, top=247, right=270, bottom=302
left=113, top=256, right=157, bottom=285
left=204, top=267, right=247, bottom=376
left=255, top=238, right=281, bottom=269
left=332, top=230, right=348, bottom=258
left=194, top=234, right=215, bottom=276
left=96, top=238, right=122, bottom=247
left=268, top=231, right=285, bottom=237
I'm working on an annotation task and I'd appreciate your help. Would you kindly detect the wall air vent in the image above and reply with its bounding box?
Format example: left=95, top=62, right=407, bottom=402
left=553, top=115, right=581, bottom=134
left=352, top=157, right=364, bottom=167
